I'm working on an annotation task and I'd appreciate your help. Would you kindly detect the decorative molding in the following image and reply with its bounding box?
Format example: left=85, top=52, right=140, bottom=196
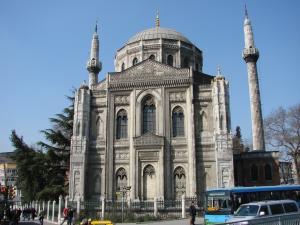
left=115, top=152, right=129, bottom=160
left=134, top=133, right=164, bottom=147
left=169, top=92, right=186, bottom=102
left=114, top=95, right=129, bottom=105
left=108, top=59, right=191, bottom=89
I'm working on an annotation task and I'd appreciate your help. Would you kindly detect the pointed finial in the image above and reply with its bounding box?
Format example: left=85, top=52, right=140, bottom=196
left=217, top=65, right=221, bottom=75
left=245, top=4, right=248, bottom=18
left=156, top=10, right=160, bottom=28
left=95, top=21, right=98, bottom=33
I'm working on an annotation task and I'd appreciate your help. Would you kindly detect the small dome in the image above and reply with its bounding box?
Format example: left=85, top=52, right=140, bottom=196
left=127, top=27, right=192, bottom=45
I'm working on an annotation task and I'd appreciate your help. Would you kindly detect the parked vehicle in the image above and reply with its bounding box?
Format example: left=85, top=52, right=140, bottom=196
left=226, top=199, right=299, bottom=224
left=204, top=185, right=300, bottom=224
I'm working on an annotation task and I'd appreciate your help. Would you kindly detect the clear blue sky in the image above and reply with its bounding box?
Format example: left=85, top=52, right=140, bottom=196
left=0, top=0, right=299, bottom=152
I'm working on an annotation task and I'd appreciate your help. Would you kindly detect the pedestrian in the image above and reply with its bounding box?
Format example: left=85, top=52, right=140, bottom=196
left=39, top=210, right=44, bottom=225
left=60, top=207, right=69, bottom=225
left=31, top=208, right=36, bottom=220
left=67, top=208, right=74, bottom=225
left=189, top=201, right=196, bottom=225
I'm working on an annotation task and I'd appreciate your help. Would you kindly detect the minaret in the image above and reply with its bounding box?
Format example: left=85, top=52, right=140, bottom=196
left=86, top=22, right=102, bottom=88
left=242, top=6, right=265, bottom=151
left=156, top=10, right=160, bottom=28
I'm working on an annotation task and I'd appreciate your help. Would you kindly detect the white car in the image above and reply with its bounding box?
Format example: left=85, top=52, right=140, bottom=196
left=226, top=199, right=299, bottom=224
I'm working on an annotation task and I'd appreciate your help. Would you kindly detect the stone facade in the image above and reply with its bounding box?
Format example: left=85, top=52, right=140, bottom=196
left=69, top=25, right=234, bottom=201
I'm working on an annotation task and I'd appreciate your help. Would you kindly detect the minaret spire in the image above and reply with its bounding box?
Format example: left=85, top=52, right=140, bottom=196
left=245, top=4, right=248, bottom=18
left=156, top=10, right=160, bottom=28
left=242, top=7, right=265, bottom=151
left=86, top=22, right=102, bottom=88
left=95, top=20, right=98, bottom=33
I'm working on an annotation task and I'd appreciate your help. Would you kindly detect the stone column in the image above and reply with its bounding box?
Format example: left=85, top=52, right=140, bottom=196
left=101, top=196, right=105, bottom=220
left=154, top=197, right=158, bottom=218
left=42, top=201, right=45, bottom=211
left=47, top=201, right=50, bottom=220
left=187, top=85, right=196, bottom=195
left=76, top=196, right=81, bottom=217
left=65, top=195, right=69, bottom=209
left=52, top=200, right=56, bottom=222
left=58, top=195, right=62, bottom=223
left=182, top=194, right=186, bottom=219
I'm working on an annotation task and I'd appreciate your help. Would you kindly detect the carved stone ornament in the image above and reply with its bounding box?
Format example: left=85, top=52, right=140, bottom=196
left=134, top=133, right=164, bottom=147
left=108, top=59, right=190, bottom=89
left=170, top=92, right=186, bottom=102
left=115, top=96, right=129, bottom=105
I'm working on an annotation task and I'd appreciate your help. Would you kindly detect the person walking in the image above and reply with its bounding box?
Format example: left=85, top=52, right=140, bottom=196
left=39, top=210, right=44, bottom=225
left=67, top=208, right=74, bottom=225
left=189, top=201, right=197, bottom=225
left=60, top=207, right=69, bottom=225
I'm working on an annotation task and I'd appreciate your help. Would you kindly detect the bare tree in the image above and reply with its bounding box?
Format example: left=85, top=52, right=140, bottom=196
left=264, top=103, right=300, bottom=184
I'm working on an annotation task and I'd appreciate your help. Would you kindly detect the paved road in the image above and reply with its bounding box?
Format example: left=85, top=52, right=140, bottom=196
left=18, top=217, right=204, bottom=225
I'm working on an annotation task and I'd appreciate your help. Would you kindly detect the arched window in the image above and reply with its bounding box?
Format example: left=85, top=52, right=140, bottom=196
left=121, top=63, right=125, bottom=71
left=116, top=109, right=128, bottom=139
left=116, top=168, right=127, bottom=199
left=149, top=55, right=155, bottom=60
left=167, top=55, right=173, bottom=66
left=132, top=57, right=138, bottom=66
left=174, top=166, right=186, bottom=199
left=142, top=95, right=156, bottom=134
left=172, top=106, right=184, bottom=137
left=195, top=63, right=199, bottom=71
left=183, top=57, right=189, bottom=68
left=251, top=164, right=258, bottom=181
left=265, top=164, right=272, bottom=180
left=143, top=165, right=156, bottom=200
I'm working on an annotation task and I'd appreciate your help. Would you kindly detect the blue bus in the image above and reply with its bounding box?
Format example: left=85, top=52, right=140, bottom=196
left=204, top=185, right=300, bottom=225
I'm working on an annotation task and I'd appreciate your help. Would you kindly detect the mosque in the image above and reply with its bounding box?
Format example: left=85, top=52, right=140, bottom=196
left=69, top=10, right=275, bottom=201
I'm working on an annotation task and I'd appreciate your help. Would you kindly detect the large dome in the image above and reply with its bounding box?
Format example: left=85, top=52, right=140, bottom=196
left=127, top=27, right=192, bottom=45
left=115, top=26, right=202, bottom=72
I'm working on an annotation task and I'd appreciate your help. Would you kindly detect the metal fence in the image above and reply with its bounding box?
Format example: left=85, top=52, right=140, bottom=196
left=21, top=196, right=202, bottom=224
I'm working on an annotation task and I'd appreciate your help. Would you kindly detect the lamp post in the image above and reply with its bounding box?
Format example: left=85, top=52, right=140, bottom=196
left=118, top=186, right=131, bottom=223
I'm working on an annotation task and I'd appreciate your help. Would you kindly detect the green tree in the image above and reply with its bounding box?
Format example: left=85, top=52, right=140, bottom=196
left=10, top=130, right=47, bottom=202
left=10, top=93, right=74, bottom=201
left=37, top=94, right=74, bottom=199
left=264, top=103, right=300, bottom=184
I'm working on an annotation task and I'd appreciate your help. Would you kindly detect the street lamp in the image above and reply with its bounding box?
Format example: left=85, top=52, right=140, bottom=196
left=117, top=186, right=131, bottom=223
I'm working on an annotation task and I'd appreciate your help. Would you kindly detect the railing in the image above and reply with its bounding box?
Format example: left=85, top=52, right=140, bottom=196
left=21, top=195, right=202, bottom=224
left=217, top=212, right=300, bottom=225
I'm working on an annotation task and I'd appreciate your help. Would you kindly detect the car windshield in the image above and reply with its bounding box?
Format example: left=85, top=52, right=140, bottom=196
left=235, top=205, right=259, bottom=216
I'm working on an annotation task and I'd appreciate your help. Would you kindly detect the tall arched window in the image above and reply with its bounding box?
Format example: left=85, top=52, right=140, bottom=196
left=116, top=109, right=128, bottom=139
left=143, top=165, right=156, bottom=200
left=172, top=106, right=184, bottom=137
left=251, top=164, right=258, bottom=181
left=174, top=166, right=186, bottom=199
left=121, top=63, right=125, bottom=71
left=167, top=55, right=173, bottom=66
left=116, top=168, right=127, bottom=199
left=132, top=57, right=138, bottom=66
left=149, top=55, right=155, bottom=60
left=183, top=57, right=189, bottom=68
left=142, top=96, right=156, bottom=134
left=265, top=164, right=272, bottom=180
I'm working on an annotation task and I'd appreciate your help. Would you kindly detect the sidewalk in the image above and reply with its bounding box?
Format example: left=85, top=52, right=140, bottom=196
left=42, top=217, right=204, bottom=225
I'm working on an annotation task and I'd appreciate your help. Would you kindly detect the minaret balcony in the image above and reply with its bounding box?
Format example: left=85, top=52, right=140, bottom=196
left=243, top=47, right=259, bottom=62
left=243, top=47, right=259, bottom=57
left=87, top=59, right=102, bottom=73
